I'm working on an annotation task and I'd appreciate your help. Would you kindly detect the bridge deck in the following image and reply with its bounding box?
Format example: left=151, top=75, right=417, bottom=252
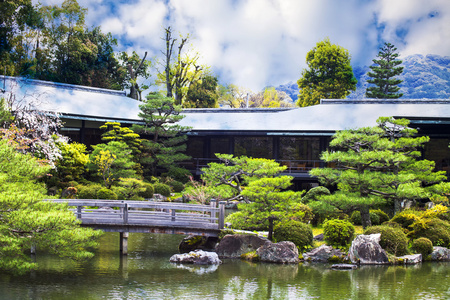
left=50, top=199, right=226, bottom=237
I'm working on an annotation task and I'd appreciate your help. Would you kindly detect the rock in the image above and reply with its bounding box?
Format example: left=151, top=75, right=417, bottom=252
left=313, top=233, right=324, bottom=241
left=169, top=250, right=222, bottom=265
left=179, top=235, right=218, bottom=253
left=430, top=246, right=450, bottom=261
left=331, top=264, right=357, bottom=270
left=256, top=241, right=299, bottom=264
left=348, top=234, right=389, bottom=265
left=397, top=254, right=422, bottom=264
left=303, top=245, right=345, bottom=262
left=152, top=194, right=167, bottom=202
left=216, top=234, right=268, bottom=258
left=172, top=197, right=183, bottom=203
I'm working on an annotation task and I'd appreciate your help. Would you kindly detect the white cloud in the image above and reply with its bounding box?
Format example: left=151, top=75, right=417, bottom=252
left=31, top=0, right=450, bottom=91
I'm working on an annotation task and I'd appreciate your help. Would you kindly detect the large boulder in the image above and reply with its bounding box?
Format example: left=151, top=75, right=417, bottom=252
left=179, top=235, right=218, bottom=253
left=348, top=234, right=389, bottom=265
left=430, top=246, right=450, bottom=261
left=256, top=241, right=299, bottom=264
left=216, top=234, right=268, bottom=258
left=303, top=245, right=345, bottom=262
left=169, top=250, right=222, bottom=265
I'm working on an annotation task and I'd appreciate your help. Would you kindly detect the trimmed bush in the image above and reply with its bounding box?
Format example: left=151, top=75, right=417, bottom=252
left=224, top=211, right=268, bottom=231
left=350, top=209, right=389, bottom=226
left=412, top=237, right=433, bottom=256
left=371, top=209, right=390, bottom=224
left=412, top=218, right=450, bottom=247
left=154, top=183, right=171, bottom=197
left=166, top=167, right=192, bottom=184
left=390, top=209, right=422, bottom=230
left=286, top=203, right=314, bottom=224
left=170, top=180, right=185, bottom=193
left=364, top=225, right=408, bottom=256
left=323, top=219, right=355, bottom=249
left=97, top=188, right=118, bottom=200
left=302, top=186, right=330, bottom=203
left=274, top=219, right=313, bottom=252
left=139, top=183, right=154, bottom=199
left=76, top=184, right=102, bottom=199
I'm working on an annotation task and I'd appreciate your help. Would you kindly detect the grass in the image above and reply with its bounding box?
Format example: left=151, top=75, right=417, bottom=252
left=311, top=225, right=364, bottom=236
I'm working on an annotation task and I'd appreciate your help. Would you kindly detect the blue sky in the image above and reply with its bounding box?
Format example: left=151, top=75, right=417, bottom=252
left=36, top=0, right=450, bottom=92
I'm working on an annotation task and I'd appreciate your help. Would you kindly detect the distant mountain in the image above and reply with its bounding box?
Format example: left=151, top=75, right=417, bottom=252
left=276, top=54, right=450, bottom=102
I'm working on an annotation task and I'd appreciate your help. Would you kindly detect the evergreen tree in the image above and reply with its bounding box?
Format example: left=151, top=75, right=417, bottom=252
left=297, top=38, right=357, bottom=107
left=310, top=117, right=450, bottom=228
left=366, top=42, right=404, bottom=99
left=184, top=74, right=219, bottom=108
left=0, top=140, right=102, bottom=274
left=132, top=93, right=191, bottom=176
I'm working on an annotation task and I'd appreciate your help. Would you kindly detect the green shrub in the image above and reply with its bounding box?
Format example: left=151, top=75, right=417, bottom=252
left=323, top=219, right=355, bottom=249
left=364, top=225, right=409, bottom=256
left=350, top=209, right=389, bottom=226
left=154, top=183, right=171, bottom=197
left=274, top=219, right=313, bottom=252
left=411, top=237, right=433, bottom=256
left=390, top=209, right=422, bottom=230
left=411, top=218, right=450, bottom=247
left=371, top=209, right=390, bottom=224
left=170, top=180, right=185, bottom=193
left=139, top=183, right=154, bottom=199
left=302, top=186, right=330, bottom=204
left=166, top=167, right=192, bottom=184
left=286, top=203, right=314, bottom=224
left=225, top=211, right=268, bottom=231
left=76, top=184, right=102, bottom=199
left=97, top=188, right=118, bottom=200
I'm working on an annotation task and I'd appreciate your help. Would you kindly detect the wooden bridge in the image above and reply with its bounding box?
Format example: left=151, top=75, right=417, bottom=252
left=50, top=199, right=226, bottom=254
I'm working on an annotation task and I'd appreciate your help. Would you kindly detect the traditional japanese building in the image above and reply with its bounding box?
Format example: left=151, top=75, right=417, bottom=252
left=3, top=76, right=450, bottom=189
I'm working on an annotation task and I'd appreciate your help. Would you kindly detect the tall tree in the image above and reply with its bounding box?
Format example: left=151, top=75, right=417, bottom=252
left=297, top=38, right=357, bottom=107
left=366, top=42, right=404, bottom=99
left=132, top=93, right=191, bottom=176
left=184, top=74, right=219, bottom=108
left=310, top=117, right=450, bottom=228
left=249, top=87, right=295, bottom=108
left=217, top=84, right=250, bottom=108
left=119, top=51, right=150, bottom=100
left=158, top=27, right=203, bottom=105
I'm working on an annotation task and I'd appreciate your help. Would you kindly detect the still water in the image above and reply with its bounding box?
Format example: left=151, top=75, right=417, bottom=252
left=0, top=232, right=449, bottom=300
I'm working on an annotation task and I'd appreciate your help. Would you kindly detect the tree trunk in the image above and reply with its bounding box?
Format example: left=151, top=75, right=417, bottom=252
left=268, top=217, right=275, bottom=241
left=360, top=207, right=372, bottom=229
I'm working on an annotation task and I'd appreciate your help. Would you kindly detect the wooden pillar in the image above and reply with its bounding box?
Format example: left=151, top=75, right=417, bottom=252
left=120, top=232, right=129, bottom=255
left=31, top=243, right=36, bottom=255
left=218, top=201, right=226, bottom=229
left=210, top=199, right=217, bottom=223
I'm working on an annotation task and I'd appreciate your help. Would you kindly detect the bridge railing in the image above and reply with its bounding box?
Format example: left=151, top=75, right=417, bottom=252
left=50, top=199, right=226, bottom=230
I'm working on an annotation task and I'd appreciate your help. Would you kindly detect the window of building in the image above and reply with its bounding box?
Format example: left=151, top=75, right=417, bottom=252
left=234, top=137, right=273, bottom=159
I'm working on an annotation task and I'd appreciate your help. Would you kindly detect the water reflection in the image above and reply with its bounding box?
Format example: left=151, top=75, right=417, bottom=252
left=0, top=232, right=449, bottom=300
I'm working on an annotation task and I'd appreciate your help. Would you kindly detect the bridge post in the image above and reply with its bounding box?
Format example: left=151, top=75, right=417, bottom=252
left=171, top=209, right=176, bottom=221
left=218, top=201, right=226, bottom=229
left=77, top=206, right=82, bottom=219
left=210, top=199, right=217, bottom=223
left=123, top=203, right=128, bottom=224
left=120, top=232, right=129, bottom=255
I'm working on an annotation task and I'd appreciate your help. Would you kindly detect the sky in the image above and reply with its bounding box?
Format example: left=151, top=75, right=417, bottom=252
left=35, top=0, right=450, bottom=92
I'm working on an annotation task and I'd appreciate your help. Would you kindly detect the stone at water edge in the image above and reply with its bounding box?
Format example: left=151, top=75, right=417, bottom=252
left=169, top=250, right=222, bottom=265
left=216, top=234, right=268, bottom=258
left=331, top=264, right=358, bottom=270
left=348, top=233, right=389, bottom=265
left=256, top=241, right=300, bottom=264
left=303, top=244, right=345, bottom=262
left=430, top=246, right=450, bottom=261
left=397, top=254, right=422, bottom=264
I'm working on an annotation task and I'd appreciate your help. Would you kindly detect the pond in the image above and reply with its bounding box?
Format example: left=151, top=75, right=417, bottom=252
left=0, top=232, right=449, bottom=299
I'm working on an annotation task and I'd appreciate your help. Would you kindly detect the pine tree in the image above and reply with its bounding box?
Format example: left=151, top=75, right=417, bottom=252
left=366, top=43, right=404, bottom=99
left=132, top=93, right=191, bottom=176
left=310, top=117, right=450, bottom=228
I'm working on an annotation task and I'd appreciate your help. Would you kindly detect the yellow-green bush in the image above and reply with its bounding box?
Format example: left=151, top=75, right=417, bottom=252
left=323, top=219, right=355, bottom=249
left=411, top=237, right=433, bottom=256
